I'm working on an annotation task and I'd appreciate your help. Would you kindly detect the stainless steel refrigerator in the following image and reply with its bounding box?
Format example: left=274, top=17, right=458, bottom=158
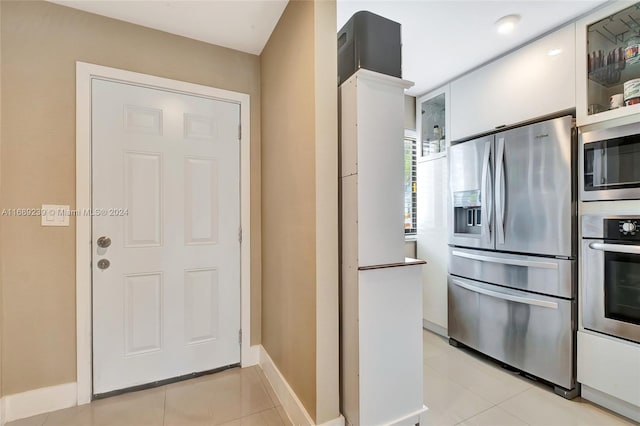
left=447, top=115, right=578, bottom=398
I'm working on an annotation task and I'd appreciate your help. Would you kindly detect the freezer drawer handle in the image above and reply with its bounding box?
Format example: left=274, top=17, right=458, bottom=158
left=451, top=279, right=558, bottom=309
left=588, top=242, right=640, bottom=255
left=451, top=250, right=559, bottom=269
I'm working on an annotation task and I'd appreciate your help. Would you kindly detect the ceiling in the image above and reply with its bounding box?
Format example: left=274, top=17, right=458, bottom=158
left=337, top=1, right=608, bottom=96
left=49, top=0, right=288, bottom=55
left=50, top=0, right=607, bottom=96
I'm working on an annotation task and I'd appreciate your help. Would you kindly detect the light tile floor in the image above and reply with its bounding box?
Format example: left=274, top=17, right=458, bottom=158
left=421, top=330, right=637, bottom=426
left=7, top=366, right=291, bottom=426
left=7, top=330, right=638, bottom=426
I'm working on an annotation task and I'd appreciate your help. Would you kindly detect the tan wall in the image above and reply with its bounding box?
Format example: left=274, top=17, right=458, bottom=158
left=0, top=0, right=3, bottom=396
left=312, top=0, right=340, bottom=423
left=260, top=0, right=318, bottom=420
left=405, top=94, right=416, bottom=130
left=0, top=0, right=262, bottom=395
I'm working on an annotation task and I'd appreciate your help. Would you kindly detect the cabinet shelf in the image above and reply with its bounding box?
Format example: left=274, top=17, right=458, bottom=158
left=419, top=151, right=446, bottom=162
left=588, top=60, right=640, bottom=88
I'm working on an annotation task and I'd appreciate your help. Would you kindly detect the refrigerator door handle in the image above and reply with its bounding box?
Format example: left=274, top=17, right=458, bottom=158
left=450, top=278, right=559, bottom=309
left=495, top=137, right=506, bottom=245
left=589, top=242, right=640, bottom=255
left=451, top=250, right=559, bottom=269
left=481, top=141, right=492, bottom=244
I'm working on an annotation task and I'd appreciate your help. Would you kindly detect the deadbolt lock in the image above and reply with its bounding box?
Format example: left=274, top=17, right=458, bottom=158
left=97, top=259, right=110, bottom=270
left=97, top=236, right=112, bottom=248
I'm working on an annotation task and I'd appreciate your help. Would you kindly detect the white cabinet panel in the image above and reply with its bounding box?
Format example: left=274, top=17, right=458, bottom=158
left=451, top=24, right=575, bottom=141
left=416, top=156, right=449, bottom=331
left=358, top=265, right=425, bottom=426
left=339, top=70, right=409, bottom=266
left=578, top=331, right=640, bottom=411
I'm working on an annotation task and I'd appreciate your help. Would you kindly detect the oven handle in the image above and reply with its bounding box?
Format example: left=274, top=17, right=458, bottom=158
left=451, top=279, right=558, bottom=309
left=451, top=250, right=559, bottom=269
left=588, top=242, right=640, bottom=255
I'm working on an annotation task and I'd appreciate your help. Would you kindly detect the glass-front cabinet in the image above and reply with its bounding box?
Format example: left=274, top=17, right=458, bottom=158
left=578, top=1, right=640, bottom=126
left=417, top=85, right=450, bottom=160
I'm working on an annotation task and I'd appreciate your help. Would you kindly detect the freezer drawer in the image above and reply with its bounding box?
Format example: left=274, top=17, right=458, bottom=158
left=449, top=247, right=575, bottom=299
left=448, top=276, right=576, bottom=390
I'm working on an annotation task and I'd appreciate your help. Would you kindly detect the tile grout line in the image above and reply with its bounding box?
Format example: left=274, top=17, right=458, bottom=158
left=424, top=351, right=535, bottom=403
left=255, top=366, right=280, bottom=408
left=218, top=406, right=281, bottom=426
left=493, top=387, right=535, bottom=425
left=40, top=413, right=50, bottom=426
left=162, top=389, right=167, bottom=426
left=453, top=403, right=499, bottom=426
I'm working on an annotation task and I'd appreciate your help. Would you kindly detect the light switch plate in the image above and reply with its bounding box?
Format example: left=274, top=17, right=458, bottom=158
left=41, top=204, right=70, bottom=227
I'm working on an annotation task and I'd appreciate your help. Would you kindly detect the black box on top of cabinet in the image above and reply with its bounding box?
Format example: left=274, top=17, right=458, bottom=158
left=337, top=11, right=402, bottom=86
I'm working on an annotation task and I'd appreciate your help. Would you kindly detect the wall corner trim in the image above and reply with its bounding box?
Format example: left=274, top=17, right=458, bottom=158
left=317, top=415, right=346, bottom=426
left=259, top=346, right=345, bottom=426
left=2, top=382, right=77, bottom=424
left=242, top=345, right=261, bottom=367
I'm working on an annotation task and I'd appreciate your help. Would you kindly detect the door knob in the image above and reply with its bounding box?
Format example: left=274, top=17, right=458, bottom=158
left=97, top=259, right=110, bottom=270
left=97, top=236, right=111, bottom=248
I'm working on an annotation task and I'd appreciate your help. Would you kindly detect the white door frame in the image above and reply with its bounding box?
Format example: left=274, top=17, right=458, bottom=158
left=75, top=62, right=255, bottom=405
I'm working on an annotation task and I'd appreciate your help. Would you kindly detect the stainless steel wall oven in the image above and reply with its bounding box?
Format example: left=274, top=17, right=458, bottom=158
left=582, top=215, right=640, bottom=344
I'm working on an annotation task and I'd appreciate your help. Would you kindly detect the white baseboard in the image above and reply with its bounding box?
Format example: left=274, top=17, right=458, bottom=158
left=3, top=382, right=77, bottom=424
left=242, top=344, right=261, bottom=367
left=582, top=385, right=640, bottom=423
left=387, top=405, right=428, bottom=426
left=258, top=346, right=344, bottom=426
left=318, top=414, right=345, bottom=426
left=422, top=319, right=448, bottom=338
left=259, top=346, right=315, bottom=425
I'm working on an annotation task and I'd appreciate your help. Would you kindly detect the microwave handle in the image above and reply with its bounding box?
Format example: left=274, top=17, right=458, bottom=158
left=589, top=242, right=640, bottom=255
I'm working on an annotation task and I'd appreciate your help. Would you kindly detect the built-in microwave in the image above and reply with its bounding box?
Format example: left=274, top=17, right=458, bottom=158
left=580, top=121, right=640, bottom=201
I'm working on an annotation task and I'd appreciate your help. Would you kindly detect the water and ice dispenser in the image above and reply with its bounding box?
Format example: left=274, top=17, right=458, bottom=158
left=453, top=189, right=482, bottom=235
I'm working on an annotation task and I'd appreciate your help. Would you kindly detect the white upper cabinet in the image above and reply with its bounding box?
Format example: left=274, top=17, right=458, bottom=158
left=577, top=1, right=640, bottom=127
left=450, top=23, right=576, bottom=141
left=417, top=85, right=450, bottom=161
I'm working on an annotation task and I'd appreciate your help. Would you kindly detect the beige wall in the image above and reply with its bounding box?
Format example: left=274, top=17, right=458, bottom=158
left=405, top=94, right=416, bottom=130
left=261, top=0, right=318, bottom=420
left=0, top=0, right=262, bottom=395
left=312, top=1, right=340, bottom=423
left=0, top=0, right=3, bottom=396
left=261, top=0, right=340, bottom=422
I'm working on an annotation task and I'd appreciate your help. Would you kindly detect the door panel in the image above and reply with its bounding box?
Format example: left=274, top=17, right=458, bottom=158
left=449, top=136, right=494, bottom=250
left=495, top=115, right=574, bottom=257
left=92, top=79, right=241, bottom=394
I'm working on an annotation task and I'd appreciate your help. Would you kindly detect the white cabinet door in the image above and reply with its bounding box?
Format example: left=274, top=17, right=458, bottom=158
left=340, top=70, right=411, bottom=267
left=416, top=156, right=449, bottom=332
left=92, top=79, right=241, bottom=394
left=451, top=23, right=576, bottom=141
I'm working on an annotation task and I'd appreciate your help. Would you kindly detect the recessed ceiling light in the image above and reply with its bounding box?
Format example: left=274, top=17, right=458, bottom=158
left=495, top=14, right=520, bottom=35
left=548, top=48, right=562, bottom=56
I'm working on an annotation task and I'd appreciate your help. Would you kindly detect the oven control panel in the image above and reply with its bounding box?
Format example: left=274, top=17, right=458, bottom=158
left=605, top=218, right=640, bottom=240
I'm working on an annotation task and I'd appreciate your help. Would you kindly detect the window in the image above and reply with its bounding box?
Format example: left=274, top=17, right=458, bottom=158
left=404, top=136, right=417, bottom=235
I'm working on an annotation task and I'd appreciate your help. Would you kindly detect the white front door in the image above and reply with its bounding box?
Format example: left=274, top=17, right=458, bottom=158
left=91, top=79, right=241, bottom=395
